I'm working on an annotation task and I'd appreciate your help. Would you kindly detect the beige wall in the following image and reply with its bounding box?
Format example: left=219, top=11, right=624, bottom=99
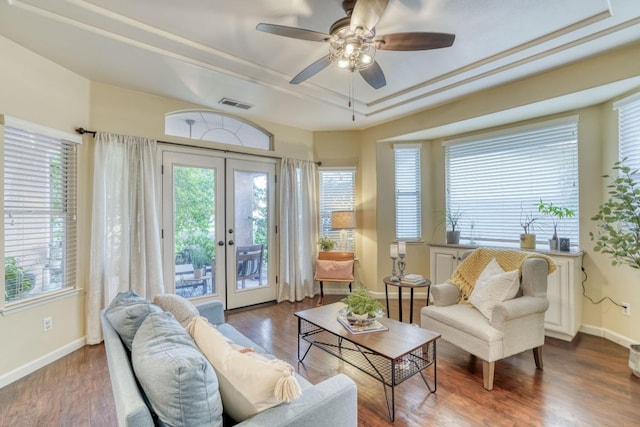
left=351, top=41, right=640, bottom=344
left=0, top=35, right=90, bottom=383
left=0, top=38, right=315, bottom=384
left=90, top=82, right=314, bottom=160
left=2, top=35, right=640, bottom=386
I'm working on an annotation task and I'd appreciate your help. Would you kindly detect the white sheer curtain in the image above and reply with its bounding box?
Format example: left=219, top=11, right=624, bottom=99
left=278, top=158, right=319, bottom=302
left=87, top=132, right=164, bottom=344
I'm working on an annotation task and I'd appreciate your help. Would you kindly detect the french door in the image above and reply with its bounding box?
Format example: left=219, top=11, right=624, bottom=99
left=160, top=147, right=276, bottom=309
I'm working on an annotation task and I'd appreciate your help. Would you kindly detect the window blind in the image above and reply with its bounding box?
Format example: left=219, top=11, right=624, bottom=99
left=615, top=92, right=640, bottom=170
left=3, top=120, right=78, bottom=303
left=444, top=117, right=579, bottom=246
left=318, top=168, right=355, bottom=246
left=394, top=145, right=421, bottom=241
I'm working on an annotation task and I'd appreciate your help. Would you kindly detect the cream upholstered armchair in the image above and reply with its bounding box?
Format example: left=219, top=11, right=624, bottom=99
left=421, top=248, right=555, bottom=390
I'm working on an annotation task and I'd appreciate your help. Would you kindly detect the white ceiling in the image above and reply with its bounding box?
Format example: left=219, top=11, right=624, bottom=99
left=0, top=0, right=639, bottom=132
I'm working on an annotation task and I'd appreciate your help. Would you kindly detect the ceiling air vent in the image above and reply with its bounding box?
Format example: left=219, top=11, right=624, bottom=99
left=219, top=98, right=253, bottom=110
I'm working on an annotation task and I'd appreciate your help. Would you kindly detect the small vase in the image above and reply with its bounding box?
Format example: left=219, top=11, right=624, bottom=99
left=630, top=344, right=640, bottom=378
left=446, top=230, right=460, bottom=244
left=520, top=233, right=536, bottom=249
left=194, top=268, right=203, bottom=279
left=549, top=239, right=558, bottom=251
left=350, top=312, right=372, bottom=326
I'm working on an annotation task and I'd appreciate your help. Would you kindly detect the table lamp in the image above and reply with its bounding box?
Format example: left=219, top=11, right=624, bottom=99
left=331, top=210, right=356, bottom=251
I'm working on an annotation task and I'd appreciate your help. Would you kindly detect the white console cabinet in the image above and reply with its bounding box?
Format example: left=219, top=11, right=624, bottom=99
left=429, top=244, right=583, bottom=341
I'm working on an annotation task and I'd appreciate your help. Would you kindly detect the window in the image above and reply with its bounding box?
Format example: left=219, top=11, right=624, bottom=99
left=165, top=110, right=272, bottom=151
left=318, top=168, right=356, bottom=249
left=2, top=116, right=79, bottom=304
left=394, top=144, right=422, bottom=241
left=444, top=117, right=579, bottom=246
left=615, top=92, right=640, bottom=169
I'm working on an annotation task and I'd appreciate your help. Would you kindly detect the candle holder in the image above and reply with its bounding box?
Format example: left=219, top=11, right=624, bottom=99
left=398, top=253, right=406, bottom=277
left=389, top=256, right=400, bottom=281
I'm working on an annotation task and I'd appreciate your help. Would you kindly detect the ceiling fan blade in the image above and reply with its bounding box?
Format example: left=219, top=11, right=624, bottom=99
left=359, top=61, right=386, bottom=89
left=350, top=0, right=389, bottom=32
left=256, top=23, right=329, bottom=42
left=375, top=32, right=456, bottom=51
left=290, top=55, right=332, bottom=84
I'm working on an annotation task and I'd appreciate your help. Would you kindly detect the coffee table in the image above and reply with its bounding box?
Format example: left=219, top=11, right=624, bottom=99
left=295, top=302, right=440, bottom=421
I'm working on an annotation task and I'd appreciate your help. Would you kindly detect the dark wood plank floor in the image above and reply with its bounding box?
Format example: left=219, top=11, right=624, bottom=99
left=1, top=295, right=638, bottom=426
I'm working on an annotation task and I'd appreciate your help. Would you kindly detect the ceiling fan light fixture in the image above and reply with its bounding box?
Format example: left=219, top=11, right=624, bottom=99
left=337, top=58, right=350, bottom=69
left=329, top=26, right=376, bottom=72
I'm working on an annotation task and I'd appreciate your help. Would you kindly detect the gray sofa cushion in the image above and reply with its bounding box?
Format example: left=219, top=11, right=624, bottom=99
left=132, top=312, right=223, bottom=427
left=104, top=290, right=161, bottom=351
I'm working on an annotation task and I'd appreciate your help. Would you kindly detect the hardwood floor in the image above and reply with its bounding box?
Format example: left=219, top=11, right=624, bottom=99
left=1, top=295, right=638, bottom=426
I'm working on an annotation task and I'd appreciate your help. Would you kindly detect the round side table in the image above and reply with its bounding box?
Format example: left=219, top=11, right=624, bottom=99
left=383, top=277, right=432, bottom=324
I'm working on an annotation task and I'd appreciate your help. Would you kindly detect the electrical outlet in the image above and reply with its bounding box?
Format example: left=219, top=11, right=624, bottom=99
left=621, top=303, right=631, bottom=316
left=43, top=316, right=53, bottom=332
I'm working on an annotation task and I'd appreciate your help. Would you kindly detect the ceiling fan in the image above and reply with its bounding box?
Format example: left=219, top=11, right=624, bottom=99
left=256, top=0, right=455, bottom=89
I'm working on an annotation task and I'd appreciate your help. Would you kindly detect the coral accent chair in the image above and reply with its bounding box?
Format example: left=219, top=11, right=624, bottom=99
left=421, top=248, right=553, bottom=390
left=314, top=251, right=354, bottom=306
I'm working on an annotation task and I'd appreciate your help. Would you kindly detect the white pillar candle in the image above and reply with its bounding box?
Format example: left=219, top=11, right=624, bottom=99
left=398, top=241, right=406, bottom=255
left=390, top=244, right=398, bottom=258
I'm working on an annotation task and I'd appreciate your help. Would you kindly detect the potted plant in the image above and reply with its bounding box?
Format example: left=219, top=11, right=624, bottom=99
left=445, top=209, right=463, bottom=244
left=341, top=286, right=384, bottom=324
left=189, top=246, right=209, bottom=279
left=589, top=160, right=640, bottom=377
left=537, top=199, right=576, bottom=251
left=4, top=256, right=33, bottom=300
left=318, top=236, right=337, bottom=251
left=520, top=206, right=538, bottom=249
left=590, top=160, right=640, bottom=269
left=519, top=208, right=538, bottom=249
left=435, top=209, right=463, bottom=244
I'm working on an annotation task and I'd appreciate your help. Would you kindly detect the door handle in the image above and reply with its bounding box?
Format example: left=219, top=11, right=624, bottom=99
left=228, top=240, right=235, bottom=246
left=218, top=241, right=225, bottom=246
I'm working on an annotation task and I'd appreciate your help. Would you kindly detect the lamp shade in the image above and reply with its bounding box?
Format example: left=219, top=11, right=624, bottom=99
left=331, top=210, right=356, bottom=229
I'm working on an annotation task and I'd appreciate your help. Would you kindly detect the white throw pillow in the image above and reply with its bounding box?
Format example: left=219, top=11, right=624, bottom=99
left=187, top=316, right=302, bottom=422
left=469, top=258, right=520, bottom=321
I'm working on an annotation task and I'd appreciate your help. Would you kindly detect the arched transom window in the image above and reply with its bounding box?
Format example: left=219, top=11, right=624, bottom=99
left=165, top=110, right=272, bottom=150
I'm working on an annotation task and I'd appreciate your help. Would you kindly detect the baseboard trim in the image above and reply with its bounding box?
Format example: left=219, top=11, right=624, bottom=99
left=323, top=289, right=429, bottom=300
left=325, top=289, right=636, bottom=349
left=0, top=337, right=86, bottom=388
left=580, top=324, right=636, bottom=349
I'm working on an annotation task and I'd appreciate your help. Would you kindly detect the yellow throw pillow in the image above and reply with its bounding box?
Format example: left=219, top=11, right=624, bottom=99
left=187, top=316, right=302, bottom=422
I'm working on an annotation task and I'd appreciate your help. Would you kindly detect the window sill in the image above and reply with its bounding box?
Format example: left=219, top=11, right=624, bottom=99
left=428, top=241, right=584, bottom=257
left=1, top=287, right=82, bottom=316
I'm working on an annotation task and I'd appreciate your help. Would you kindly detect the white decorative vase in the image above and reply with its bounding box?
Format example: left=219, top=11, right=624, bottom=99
left=630, top=344, right=640, bottom=378
left=350, top=312, right=370, bottom=325
left=549, top=239, right=558, bottom=251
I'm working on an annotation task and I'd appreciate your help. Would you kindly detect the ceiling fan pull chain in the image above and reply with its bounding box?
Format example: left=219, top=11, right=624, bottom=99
left=350, top=74, right=355, bottom=122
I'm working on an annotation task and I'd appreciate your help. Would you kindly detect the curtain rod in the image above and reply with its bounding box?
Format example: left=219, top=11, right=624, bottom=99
left=75, top=127, right=322, bottom=165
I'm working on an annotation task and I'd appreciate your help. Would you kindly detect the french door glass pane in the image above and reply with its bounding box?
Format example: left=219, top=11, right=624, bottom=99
left=234, top=170, right=268, bottom=291
left=173, top=166, right=216, bottom=298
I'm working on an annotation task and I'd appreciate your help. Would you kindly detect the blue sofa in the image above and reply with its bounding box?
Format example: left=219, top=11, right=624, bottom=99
left=101, top=299, right=358, bottom=426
